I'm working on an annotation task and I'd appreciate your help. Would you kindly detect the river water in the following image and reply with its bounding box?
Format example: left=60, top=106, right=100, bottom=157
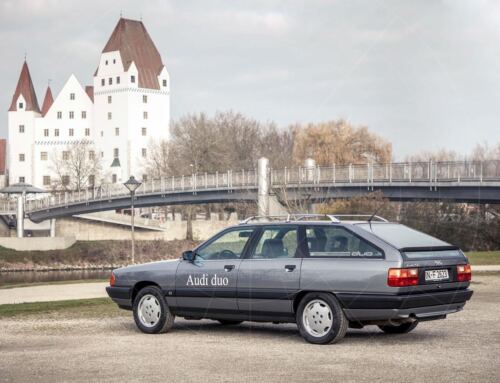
left=0, top=269, right=112, bottom=287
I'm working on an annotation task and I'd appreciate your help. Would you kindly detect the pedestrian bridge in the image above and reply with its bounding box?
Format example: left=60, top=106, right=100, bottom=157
left=2, top=160, right=500, bottom=223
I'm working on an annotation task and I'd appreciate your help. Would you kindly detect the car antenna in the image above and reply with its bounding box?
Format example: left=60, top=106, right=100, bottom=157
left=367, top=205, right=383, bottom=230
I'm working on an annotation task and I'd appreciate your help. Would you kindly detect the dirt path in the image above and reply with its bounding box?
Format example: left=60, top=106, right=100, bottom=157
left=0, top=282, right=108, bottom=305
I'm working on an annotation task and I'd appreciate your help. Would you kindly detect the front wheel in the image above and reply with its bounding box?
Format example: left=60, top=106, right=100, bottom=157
left=378, top=321, right=418, bottom=334
left=133, top=286, right=175, bottom=334
left=296, top=292, right=348, bottom=344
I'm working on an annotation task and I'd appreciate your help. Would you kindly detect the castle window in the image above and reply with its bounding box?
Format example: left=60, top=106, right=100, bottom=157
left=116, top=76, right=120, bottom=84
left=70, top=93, right=75, bottom=100
left=142, top=127, right=147, bottom=136
left=101, top=79, right=105, bottom=86
left=57, top=111, right=62, bottom=119
left=19, top=153, right=25, bottom=162
left=40, top=152, right=48, bottom=161
left=131, top=75, right=136, bottom=83
left=85, top=128, right=90, bottom=136
left=142, top=174, right=148, bottom=182
left=81, top=111, right=87, bottom=119
left=142, top=148, right=147, bottom=158
left=113, top=148, right=119, bottom=158
left=108, top=95, right=112, bottom=104
left=19, top=125, right=25, bottom=133
left=101, top=131, right=103, bottom=137
left=112, top=174, right=117, bottom=183
left=18, top=102, right=24, bottom=109
left=69, top=128, right=74, bottom=137
left=89, top=151, right=95, bottom=160
left=43, top=176, right=51, bottom=186
left=44, top=129, right=49, bottom=137
left=143, top=111, right=148, bottom=120
left=105, top=60, right=108, bottom=65
left=163, top=79, right=167, bottom=87
left=69, top=111, right=74, bottom=119
left=62, top=151, right=69, bottom=160
left=142, top=95, right=148, bottom=103
left=108, top=112, right=112, bottom=120
left=55, top=129, right=60, bottom=137
left=19, top=176, right=25, bottom=183
left=89, top=175, right=95, bottom=185
left=115, top=127, right=120, bottom=136
left=62, top=175, right=70, bottom=185
left=113, top=59, right=116, bottom=64
left=108, top=77, right=112, bottom=85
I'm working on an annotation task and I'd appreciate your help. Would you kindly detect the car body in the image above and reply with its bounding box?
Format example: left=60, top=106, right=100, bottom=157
left=106, top=214, right=473, bottom=344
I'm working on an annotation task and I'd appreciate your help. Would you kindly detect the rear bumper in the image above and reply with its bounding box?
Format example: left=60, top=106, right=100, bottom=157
left=338, top=289, right=473, bottom=321
left=106, top=286, right=132, bottom=309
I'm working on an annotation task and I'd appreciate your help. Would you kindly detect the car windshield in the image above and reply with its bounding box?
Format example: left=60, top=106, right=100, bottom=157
left=356, top=223, right=451, bottom=249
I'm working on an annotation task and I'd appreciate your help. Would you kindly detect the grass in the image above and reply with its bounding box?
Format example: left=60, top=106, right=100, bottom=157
left=466, top=251, right=500, bottom=265
left=0, top=297, right=124, bottom=319
left=0, top=279, right=107, bottom=290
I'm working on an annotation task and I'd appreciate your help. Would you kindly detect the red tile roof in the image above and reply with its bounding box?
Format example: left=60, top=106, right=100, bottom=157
left=41, top=86, right=54, bottom=116
left=100, top=18, right=164, bottom=90
left=85, top=86, right=94, bottom=102
left=9, top=61, right=40, bottom=113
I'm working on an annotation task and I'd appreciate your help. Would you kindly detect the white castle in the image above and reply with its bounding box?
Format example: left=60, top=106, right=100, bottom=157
left=7, top=18, right=170, bottom=189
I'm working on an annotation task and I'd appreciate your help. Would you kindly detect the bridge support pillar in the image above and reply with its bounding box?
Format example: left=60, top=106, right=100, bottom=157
left=50, top=219, right=56, bottom=237
left=258, top=157, right=269, bottom=216
left=16, top=195, right=24, bottom=238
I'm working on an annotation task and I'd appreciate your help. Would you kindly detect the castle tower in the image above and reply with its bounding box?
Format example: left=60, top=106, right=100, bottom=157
left=8, top=61, right=41, bottom=185
left=93, top=18, right=170, bottom=184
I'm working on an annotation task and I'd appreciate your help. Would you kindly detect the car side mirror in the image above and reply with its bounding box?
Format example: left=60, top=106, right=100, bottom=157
left=182, top=250, right=196, bottom=263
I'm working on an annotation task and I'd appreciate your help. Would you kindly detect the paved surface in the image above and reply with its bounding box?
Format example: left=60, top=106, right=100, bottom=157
left=473, top=265, right=500, bottom=272
left=0, top=275, right=499, bottom=383
left=0, top=282, right=108, bottom=305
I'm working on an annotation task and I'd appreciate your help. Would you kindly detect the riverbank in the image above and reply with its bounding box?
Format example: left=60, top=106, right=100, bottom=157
left=0, top=239, right=201, bottom=271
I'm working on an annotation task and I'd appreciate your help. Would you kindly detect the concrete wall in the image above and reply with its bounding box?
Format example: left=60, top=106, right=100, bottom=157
left=56, top=216, right=238, bottom=241
left=0, top=236, right=76, bottom=251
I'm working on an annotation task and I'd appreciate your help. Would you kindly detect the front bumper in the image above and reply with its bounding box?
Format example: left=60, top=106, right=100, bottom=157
left=338, top=289, right=473, bottom=321
left=106, top=286, right=132, bottom=309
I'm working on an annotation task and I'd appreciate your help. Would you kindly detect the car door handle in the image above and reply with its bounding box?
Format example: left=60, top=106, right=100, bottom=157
left=224, top=265, right=235, bottom=272
left=285, top=265, right=296, bottom=272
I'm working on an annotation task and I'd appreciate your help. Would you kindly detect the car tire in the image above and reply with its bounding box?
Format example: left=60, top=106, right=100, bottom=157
left=217, top=320, right=243, bottom=325
left=133, top=286, right=175, bottom=334
left=378, top=321, right=418, bottom=334
left=296, top=292, right=348, bottom=345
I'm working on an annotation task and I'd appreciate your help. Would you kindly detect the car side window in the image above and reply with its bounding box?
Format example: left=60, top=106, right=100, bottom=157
left=305, top=226, right=382, bottom=258
left=250, top=226, right=298, bottom=259
left=196, top=228, right=254, bottom=260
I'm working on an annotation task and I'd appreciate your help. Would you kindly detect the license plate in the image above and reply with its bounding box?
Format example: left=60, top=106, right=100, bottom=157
left=425, top=269, right=449, bottom=281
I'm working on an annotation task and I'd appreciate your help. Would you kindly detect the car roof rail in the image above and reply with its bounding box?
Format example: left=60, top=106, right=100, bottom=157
left=330, top=214, right=388, bottom=222
left=240, top=214, right=341, bottom=224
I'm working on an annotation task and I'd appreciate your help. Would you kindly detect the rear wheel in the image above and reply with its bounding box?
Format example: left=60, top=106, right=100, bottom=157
left=133, top=286, right=175, bottom=334
left=217, top=320, right=243, bottom=325
left=378, top=321, right=418, bottom=334
left=296, top=292, right=348, bottom=344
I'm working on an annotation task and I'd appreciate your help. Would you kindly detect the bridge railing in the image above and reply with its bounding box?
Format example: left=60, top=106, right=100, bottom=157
left=20, top=160, right=500, bottom=213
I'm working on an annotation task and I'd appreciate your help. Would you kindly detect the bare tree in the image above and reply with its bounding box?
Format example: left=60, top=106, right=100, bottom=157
left=50, top=141, right=102, bottom=191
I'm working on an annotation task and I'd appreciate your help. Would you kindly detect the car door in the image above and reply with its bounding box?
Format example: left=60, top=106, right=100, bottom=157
left=237, top=225, right=304, bottom=318
left=175, top=227, right=255, bottom=313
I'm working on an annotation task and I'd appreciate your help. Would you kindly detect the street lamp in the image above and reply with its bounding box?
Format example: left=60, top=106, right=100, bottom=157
left=124, top=176, right=142, bottom=264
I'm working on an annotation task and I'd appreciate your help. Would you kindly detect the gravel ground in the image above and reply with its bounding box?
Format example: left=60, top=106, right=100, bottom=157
left=0, top=276, right=499, bottom=383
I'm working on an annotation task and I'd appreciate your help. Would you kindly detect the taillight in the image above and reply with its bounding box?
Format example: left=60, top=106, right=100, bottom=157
left=457, top=264, right=471, bottom=282
left=109, top=272, right=116, bottom=287
left=388, top=268, right=419, bottom=287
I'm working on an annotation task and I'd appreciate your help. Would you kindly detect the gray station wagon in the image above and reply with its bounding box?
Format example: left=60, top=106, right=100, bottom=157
left=106, top=214, right=473, bottom=344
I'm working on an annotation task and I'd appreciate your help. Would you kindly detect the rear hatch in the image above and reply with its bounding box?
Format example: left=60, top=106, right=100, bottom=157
left=356, top=223, right=470, bottom=292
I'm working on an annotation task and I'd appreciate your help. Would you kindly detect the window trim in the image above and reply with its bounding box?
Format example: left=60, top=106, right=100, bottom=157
left=302, top=224, right=385, bottom=259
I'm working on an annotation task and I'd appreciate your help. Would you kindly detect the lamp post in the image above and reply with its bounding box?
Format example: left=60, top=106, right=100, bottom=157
left=123, top=176, right=142, bottom=264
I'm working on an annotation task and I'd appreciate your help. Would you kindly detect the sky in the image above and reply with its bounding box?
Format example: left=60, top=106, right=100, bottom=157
left=1, top=0, right=500, bottom=159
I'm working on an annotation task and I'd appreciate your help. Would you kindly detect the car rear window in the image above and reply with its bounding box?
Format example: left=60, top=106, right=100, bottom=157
left=403, top=249, right=464, bottom=260
left=356, top=223, right=451, bottom=249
